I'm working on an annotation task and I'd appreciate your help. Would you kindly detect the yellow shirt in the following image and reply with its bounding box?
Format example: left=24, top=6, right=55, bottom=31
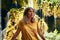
left=18, top=17, right=41, bottom=40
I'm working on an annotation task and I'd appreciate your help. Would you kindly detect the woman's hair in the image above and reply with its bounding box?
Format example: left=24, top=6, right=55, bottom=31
left=24, top=7, right=35, bottom=16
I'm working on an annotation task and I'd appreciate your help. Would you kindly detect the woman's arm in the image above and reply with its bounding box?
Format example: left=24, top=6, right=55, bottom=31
left=11, top=26, right=21, bottom=40
left=37, top=20, right=45, bottom=40
left=37, top=27, right=45, bottom=40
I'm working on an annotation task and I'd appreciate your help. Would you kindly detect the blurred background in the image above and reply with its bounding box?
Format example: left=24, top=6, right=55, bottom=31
left=1, top=0, right=60, bottom=40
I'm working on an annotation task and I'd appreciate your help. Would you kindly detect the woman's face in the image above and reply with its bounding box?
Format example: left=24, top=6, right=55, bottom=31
left=27, top=9, right=35, bottom=18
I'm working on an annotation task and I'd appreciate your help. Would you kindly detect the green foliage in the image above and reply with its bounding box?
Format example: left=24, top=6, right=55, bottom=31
left=37, top=0, right=41, bottom=6
left=17, top=0, right=28, bottom=7
left=50, top=0, right=60, bottom=6
left=44, top=29, right=60, bottom=40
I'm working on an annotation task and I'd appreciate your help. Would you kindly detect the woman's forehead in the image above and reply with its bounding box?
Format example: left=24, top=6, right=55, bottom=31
left=28, top=9, right=34, bottom=12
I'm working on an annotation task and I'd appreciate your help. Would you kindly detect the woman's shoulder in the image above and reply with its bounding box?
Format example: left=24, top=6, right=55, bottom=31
left=34, top=14, right=40, bottom=22
left=19, top=18, right=25, bottom=24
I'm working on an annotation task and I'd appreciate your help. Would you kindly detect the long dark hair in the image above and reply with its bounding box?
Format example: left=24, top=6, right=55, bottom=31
left=24, top=7, right=35, bottom=16
left=24, top=7, right=35, bottom=23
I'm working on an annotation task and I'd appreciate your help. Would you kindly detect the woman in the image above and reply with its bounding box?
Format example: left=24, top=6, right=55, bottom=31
left=11, top=7, right=45, bottom=40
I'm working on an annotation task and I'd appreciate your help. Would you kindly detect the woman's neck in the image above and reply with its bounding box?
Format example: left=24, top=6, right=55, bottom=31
left=24, top=16, right=31, bottom=24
